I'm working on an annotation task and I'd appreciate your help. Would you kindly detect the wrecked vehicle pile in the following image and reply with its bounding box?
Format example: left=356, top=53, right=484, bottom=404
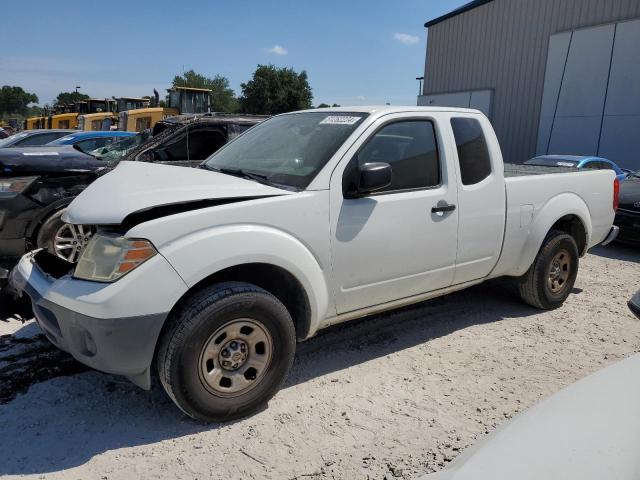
left=0, top=113, right=266, bottom=277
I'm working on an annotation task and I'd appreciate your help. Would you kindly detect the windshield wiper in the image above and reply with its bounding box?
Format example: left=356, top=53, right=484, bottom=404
left=207, top=166, right=272, bottom=184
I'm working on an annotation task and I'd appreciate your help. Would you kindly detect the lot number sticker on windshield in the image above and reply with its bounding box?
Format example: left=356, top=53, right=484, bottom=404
left=320, top=116, right=361, bottom=125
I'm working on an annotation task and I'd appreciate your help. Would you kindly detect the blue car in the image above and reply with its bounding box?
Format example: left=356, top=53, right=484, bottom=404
left=46, top=131, right=136, bottom=154
left=525, top=155, right=629, bottom=181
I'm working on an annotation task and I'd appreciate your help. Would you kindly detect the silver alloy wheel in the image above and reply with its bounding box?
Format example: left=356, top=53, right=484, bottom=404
left=547, top=249, right=571, bottom=294
left=53, top=223, right=94, bottom=263
left=199, top=318, right=273, bottom=397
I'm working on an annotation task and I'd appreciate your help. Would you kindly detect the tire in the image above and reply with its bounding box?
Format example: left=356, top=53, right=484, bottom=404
left=36, top=209, right=94, bottom=262
left=517, top=230, right=579, bottom=310
left=157, top=281, right=296, bottom=422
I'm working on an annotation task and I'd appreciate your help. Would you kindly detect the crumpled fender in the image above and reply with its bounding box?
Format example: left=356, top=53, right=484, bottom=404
left=148, top=224, right=331, bottom=338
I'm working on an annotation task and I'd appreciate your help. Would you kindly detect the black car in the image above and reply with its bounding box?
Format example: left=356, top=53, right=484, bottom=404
left=0, top=114, right=266, bottom=277
left=615, top=171, right=640, bottom=246
left=630, top=290, right=640, bottom=319
left=0, top=129, right=76, bottom=148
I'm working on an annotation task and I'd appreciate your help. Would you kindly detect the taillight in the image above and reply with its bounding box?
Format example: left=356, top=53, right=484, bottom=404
left=613, top=177, right=620, bottom=211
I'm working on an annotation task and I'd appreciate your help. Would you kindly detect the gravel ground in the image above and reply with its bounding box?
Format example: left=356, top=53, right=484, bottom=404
left=0, top=244, right=638, bottom=480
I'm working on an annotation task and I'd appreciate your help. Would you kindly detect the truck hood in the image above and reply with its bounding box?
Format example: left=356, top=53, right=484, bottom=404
left=64, top=161, right=294, bottom=225
left=0, top=146, right=104, bottom=176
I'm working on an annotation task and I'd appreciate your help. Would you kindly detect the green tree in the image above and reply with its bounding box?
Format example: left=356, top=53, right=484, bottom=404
left=0, top=86, right=39, bottom=115
left=25, top=105, right=44, bottom=117
left=239, top=65, right=313, bottom=115
left=316, top=103, right=330, bottom=108
left=172, top=70, right=238, bottom=112
left=54, top=91, right=90, bottom=106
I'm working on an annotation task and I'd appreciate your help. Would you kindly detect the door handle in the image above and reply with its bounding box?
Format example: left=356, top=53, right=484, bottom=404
left=431, top=203, right=456, bottom=215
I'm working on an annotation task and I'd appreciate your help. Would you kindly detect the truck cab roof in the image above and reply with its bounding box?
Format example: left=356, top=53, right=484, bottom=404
left=299, top=105, right=484, bottom=115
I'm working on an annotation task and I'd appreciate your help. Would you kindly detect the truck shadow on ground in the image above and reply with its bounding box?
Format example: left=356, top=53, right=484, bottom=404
left=0, top=280, right=538, bottom=475
left=589, top=243, right=639, bottom=263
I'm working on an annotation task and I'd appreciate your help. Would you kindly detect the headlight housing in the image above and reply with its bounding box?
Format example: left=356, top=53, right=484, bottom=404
left=0, top=176, right=38, bottom=196
left=74, top=233, right=157, bottom=282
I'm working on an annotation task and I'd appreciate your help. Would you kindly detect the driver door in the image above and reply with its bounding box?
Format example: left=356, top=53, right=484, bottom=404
left=329, top=115, right=459, bottom=314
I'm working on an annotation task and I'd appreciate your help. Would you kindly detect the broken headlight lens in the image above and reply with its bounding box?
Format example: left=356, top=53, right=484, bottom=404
left=74, top=233, right=156, bottom=282
left=0, top=176, right=38, bottom=196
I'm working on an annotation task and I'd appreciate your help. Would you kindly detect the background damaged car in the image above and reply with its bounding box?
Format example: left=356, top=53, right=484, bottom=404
left=0, top=113, right=267, bottom=277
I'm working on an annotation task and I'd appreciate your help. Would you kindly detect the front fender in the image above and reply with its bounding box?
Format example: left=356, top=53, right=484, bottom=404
left=157, top=224, right=331, bottom=337
left=513, top=193, right=592, bottom=277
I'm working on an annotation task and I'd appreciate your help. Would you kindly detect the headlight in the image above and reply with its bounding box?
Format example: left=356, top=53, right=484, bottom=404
left=74, top=233, right=157, bottom=282
left=0, top=176, right=38, bottom=195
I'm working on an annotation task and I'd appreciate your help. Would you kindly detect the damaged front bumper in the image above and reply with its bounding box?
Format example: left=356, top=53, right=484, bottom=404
left=9, top=250, right=188, bottom=388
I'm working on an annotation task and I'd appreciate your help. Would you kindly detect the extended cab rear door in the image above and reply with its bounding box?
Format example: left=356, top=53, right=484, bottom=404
left=448, top=113, right=506, bottom=284
left=329, top=113, right=460, bottom=314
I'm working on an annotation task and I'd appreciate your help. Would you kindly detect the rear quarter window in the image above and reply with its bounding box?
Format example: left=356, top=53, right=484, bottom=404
left=451, top=117, right=492, bottom=186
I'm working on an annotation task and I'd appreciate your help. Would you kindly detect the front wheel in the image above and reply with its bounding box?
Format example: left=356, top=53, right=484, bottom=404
left=157, top=282, right=296, bottom=422
left=517, top=230, right=579, bottom=310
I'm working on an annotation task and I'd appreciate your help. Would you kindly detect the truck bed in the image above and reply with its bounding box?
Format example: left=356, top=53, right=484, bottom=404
left=504, top=163, right=578, bottom=177
left=492, top=167, right=615, bottom=279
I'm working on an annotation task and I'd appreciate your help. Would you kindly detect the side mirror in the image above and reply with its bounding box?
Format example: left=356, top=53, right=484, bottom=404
left=358, top=162, right=392, bottom=194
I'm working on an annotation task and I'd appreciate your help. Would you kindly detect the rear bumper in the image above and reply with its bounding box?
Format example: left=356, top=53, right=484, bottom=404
left=614, top=209, right=640, bottom=245
left=601, top=225, right=619, bottom=246
left=9, top=250, right=188, bottom=388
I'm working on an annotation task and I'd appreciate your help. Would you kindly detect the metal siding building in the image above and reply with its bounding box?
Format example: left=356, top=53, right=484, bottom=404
left=419, top=0, right=640, bottom=168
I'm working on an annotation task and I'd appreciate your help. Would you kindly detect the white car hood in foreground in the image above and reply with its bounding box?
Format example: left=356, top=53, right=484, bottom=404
left=420, top=354, right=640, bottom=480
left=64, top=161, right=294, bottom=225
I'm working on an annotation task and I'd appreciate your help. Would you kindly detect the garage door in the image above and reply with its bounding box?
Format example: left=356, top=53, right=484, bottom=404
left=536, top=18, right=640, bottom=171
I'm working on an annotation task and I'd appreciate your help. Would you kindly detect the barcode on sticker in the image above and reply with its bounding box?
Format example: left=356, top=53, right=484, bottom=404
left=320, top=116, right=360, bottom=125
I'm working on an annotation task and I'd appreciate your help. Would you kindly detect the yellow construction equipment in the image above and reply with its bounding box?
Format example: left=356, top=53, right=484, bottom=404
left=24, top=116, right=48, bottom=130
left=49, top=98, right=116, bottom=130
left=78, top=112, right=119, bottom=131
left=119, top=87, right=212, bottom=132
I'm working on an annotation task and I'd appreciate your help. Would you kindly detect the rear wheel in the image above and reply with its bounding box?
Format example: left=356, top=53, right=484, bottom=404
left=517, top=230, right=579, bottom=310
left=157, top=282, right=296, bottom=422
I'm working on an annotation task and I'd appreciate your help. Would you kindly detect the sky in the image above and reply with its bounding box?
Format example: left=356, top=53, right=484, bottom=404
left=2, top=0, right=467, bottom=107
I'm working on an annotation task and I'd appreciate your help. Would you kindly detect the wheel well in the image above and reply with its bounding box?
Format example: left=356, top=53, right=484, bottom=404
left=27, top=205, right=69, bottom=249
left=169, top=263, right=311, bottom=341
left=550, top=215, right=587, bottom=256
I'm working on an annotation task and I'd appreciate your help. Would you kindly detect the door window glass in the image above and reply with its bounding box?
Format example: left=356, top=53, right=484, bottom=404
left=355, top=120, right=440, bottom=192
left=451, top=117, right=492, bottom=185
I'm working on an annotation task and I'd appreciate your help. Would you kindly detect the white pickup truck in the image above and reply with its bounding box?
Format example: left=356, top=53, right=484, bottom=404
left=11, top=107, right=619, bottom=421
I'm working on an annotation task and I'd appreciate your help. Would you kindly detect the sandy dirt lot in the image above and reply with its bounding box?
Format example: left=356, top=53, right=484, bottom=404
left=0, top=244, right=638, bottom=480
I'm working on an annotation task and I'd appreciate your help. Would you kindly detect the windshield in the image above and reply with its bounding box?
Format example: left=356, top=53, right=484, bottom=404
left=203, top=112, right=368, bottom=189
left=89, top=130, right=151, bottom=162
